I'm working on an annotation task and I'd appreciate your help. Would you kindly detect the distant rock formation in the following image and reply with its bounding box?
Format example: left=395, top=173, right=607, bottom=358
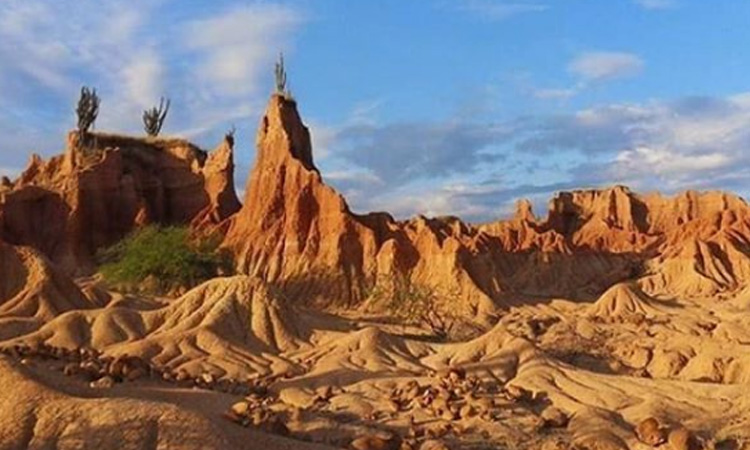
left=0, top=132, right=240, bottom=274
left=4, top=92, right=750, bottom=320
left=224, top=94, right=750, bottom=319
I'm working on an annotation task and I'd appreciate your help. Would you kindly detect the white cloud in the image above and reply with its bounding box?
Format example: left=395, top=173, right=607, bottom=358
left=122, top=51, right=164, bottom=109
left=533, top=51, right=644, bottom=102
left=320, top=92, right=750, bottom=221
left=614, top=146, right=730, bottom=176
left=0, top=0, right=306, bottom=164
left=568, top=51, right=644, bottom=81
left=634, top=0, right=677, bottom=10
left=184, top=4, right=303, bottom=96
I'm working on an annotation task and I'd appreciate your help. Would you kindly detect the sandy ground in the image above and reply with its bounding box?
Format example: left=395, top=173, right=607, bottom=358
left=0, top=275, right=749, bottom=449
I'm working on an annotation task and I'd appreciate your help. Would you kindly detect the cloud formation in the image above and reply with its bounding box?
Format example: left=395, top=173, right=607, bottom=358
left=532, top=51, right=645, bottom=101
left=568, top=51, right=645, bottom=82
left=318, top=92, right=750, bottom=222
left=0, top=0, right=304, bottom=166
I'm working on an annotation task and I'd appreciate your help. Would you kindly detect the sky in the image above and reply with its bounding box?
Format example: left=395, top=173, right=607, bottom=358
left=1, top=0, right=750, bottom=222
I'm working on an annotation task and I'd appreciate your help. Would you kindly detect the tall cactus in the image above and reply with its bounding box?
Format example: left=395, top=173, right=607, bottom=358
left=274, top=53, right=287, bottom=95
left=143, top=97, right=170, bottom=137
left=76, top=86, right=100, bottom=136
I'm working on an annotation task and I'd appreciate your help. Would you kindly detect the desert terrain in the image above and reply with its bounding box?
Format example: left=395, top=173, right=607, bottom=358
left=1, top=92, right=749, bottom=450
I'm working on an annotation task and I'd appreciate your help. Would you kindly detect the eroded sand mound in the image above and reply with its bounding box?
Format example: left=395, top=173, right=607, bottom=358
left=8, top=276, right=304, bottom=379
left=588, top=282, right=663, bottom=319
left=0, top=241, right=99, bottom=340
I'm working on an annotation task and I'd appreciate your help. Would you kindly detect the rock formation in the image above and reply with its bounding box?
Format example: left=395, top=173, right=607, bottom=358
left=0, top=132, right=240, bottom=274
left=223, top=95, right=384, bottom=307
left=223, top=95, right=501, bottom=318
left=0, top=240, right=99, bottom=339
left=224, top=94, right=750, bottom=321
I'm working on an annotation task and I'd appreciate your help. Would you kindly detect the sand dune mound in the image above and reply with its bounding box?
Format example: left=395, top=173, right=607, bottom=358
left=298, top=326, right=427, bottom=374
left=15, top=276, right=304, bottom=377
left=0, top=241, right=98, bottom=340
left=588, top=282, right=662, bottom=319
left=642, top=233, right=750, bottom=298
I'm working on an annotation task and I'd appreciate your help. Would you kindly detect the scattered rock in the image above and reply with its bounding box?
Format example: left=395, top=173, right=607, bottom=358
left=541, top=406, right=569, bottom=428
left=201, top=373, right=215, bottom=385
left=90, top=375, right=116, bottom=389
left=636, top=417, right=667, bottom=446
left=231, top=401, right=250, bottom=417
left=668, top=427, right=698, bottom=450
left=62, top=363, right=79, bottom=376
left=350, top=435, right=398, bottom=450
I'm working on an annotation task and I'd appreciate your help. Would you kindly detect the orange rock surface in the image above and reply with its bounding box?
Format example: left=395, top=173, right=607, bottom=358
left=225, top=94, right=750, bottom=319
left=0, top=132, right=240, bottom=274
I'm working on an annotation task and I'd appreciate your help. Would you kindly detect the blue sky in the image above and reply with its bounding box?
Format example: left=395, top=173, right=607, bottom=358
left=2, top=0, right=750, bottom=222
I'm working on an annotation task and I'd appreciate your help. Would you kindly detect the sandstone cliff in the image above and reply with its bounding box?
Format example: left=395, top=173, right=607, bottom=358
left=0, top=132, right=240, bottom=274
left=224, top=94, right=750, bottom=320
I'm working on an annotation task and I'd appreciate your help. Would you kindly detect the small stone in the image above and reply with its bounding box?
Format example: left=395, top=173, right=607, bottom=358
left=125, top=367, right=147, bottom=381
left=636, top=417, right=666, bottom=446
left=541, top=406, right=569, bottom=428
left=447, top=368, right=466, bottom=384
left=667, top=427, right=697, bottom=450
left=231, top=401, right=250, bottom=417
left=201, top=372, right=215, bottom=385
left=350, top=435, right=397, bottom=450
left=63, top=363, right=79, bottom=376
left=90, top=375, right=115, bottom=389
left=459, top=404, right=475, bottom=419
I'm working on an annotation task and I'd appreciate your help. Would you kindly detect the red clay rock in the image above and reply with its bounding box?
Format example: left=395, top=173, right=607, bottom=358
left=224, top=94, right=750, bottom=321
left=0, top=131, right=240, bottom=274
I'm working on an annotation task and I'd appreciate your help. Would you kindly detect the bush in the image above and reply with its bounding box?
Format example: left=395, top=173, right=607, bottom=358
left=98, top=226, right=233, bottom=294
left=378, top=277, right=455, bottom=340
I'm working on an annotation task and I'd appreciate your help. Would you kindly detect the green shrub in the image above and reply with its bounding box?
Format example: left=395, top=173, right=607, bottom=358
left=98, top=226, right=233, bottom=293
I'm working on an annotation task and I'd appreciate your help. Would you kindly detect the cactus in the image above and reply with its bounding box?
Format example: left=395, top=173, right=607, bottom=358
left=225, top=125, right=236, bottom=148
left=143, top=97, right=170, bottom=137
left=76, top=86, right=100, bottom=136
left=274, top=53, right=287, bottom=95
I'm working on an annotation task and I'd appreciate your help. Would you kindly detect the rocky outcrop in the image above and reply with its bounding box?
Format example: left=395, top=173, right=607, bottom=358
left=190, top=136, right=242, bottom=234
left=0, top=132, right=240, bottom=274
left=224, top=94, right=750, bottom=318
left=224, top=95, right=383, bottom=307
left=224, top=95, right=503, bottom=318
